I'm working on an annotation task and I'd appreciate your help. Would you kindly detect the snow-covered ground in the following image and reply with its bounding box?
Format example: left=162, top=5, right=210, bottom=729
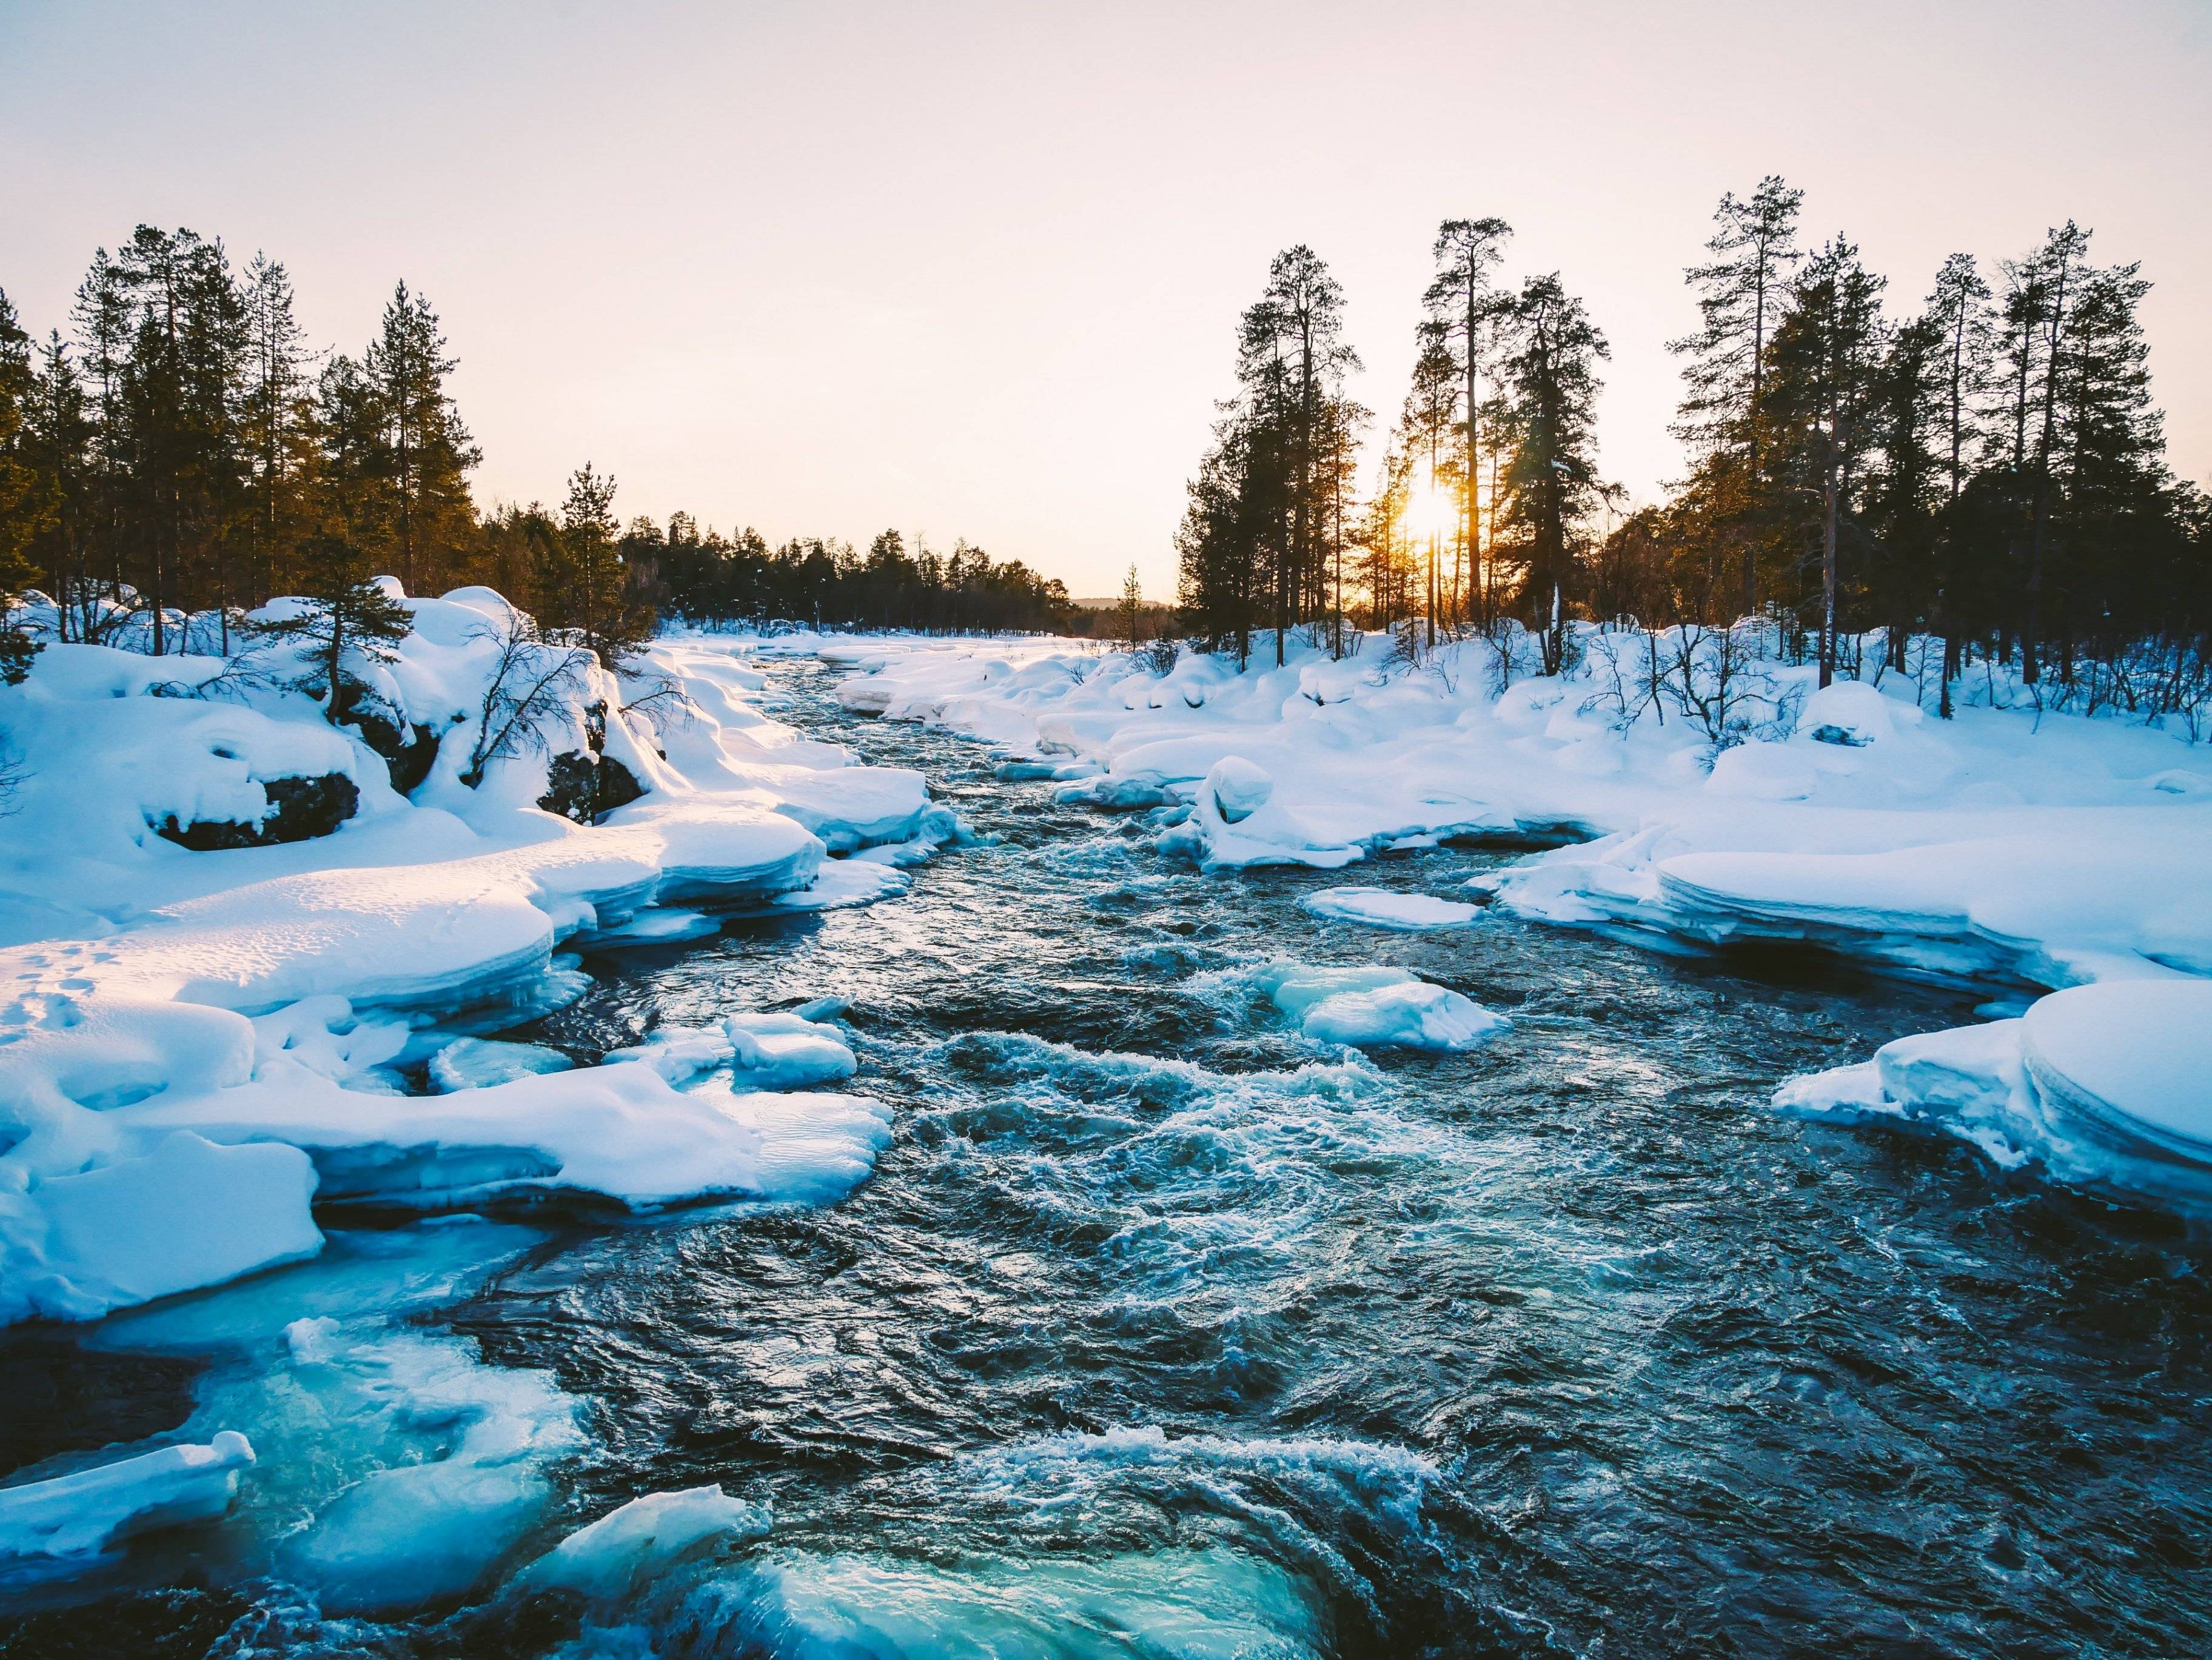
left=0, top=591, right=953, bottom=1333
left=821, top=624, right=2212, bottom=1208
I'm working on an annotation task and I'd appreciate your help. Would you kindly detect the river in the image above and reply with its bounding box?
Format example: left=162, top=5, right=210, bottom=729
left=5, top=656, right=2210, bottom=1658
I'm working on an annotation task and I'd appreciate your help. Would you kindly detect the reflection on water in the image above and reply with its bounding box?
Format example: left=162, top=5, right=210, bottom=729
left=7, top=658, right=2212, bottom=1658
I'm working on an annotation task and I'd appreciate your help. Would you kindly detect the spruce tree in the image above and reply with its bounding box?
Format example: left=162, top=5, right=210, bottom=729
left=238, top=253, right=317, bottom=611
left=1494, top=273, right=1610, bottom=674
left=555, top=463, right=655, bottom=667
left=22, top=333, right=95, bottom=644
left=0, top=290, right=44, bottom=683
left=1670, top=176, right=1803, bottom=616
left=255, top=532, right=415, bottom=720
left=366, top=282, right=479, bottom=594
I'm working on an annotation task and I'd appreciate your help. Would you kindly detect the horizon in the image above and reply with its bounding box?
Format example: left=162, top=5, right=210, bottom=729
left=5, top=0, right=2208, bottom=598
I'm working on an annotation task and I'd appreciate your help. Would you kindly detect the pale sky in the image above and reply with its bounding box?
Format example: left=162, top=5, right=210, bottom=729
left=4, top=1, right=2207, bottom=597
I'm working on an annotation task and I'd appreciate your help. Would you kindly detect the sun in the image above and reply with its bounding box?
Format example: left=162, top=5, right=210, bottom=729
left=1405, top=480, right=1455, bottom=541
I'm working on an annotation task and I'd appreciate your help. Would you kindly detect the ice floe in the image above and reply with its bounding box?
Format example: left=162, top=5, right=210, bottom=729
left=1304, top=886, right=1481, bottom=931
left=0, top=1432, right=256, bottom=1578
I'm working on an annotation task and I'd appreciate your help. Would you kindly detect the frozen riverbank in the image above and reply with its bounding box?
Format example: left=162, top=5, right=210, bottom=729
left=822, top=624, right=2212, bottom=1205
left=0, top=596, right=950, bottom=1328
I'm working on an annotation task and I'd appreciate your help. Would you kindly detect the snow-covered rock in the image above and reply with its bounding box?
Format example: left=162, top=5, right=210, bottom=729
left=1205, top=755, right=1274, bottom=823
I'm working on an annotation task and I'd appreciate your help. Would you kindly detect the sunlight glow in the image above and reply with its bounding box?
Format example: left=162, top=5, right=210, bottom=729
left=1406, top=481, right=1455, bottom=542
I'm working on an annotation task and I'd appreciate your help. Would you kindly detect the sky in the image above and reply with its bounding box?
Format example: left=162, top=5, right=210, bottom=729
left=4, top=1, right=2208, bottom=598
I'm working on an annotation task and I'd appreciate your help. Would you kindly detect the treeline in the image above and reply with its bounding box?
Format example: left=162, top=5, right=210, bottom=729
left=1179, top=182, right=2212, bottom=715
left=0, top=226, right=1068, bottom=678
left=625, top=523, right=1074, bottom=634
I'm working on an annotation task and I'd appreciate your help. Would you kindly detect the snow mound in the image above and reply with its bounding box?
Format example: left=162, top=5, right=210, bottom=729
left=2020, top=980, right=2212, bottom=1158
left=1304, top=886, right=1479, bottom=930
left=1706, top=740, right=1817, bottom=800
left=1205, top=755, right=1274, bottom=823
left=1800, top=678, right=1901, bottom=746
left=1777, top=979, right=2212, bottom=1210
left=0, top=1431, right=255, bottom=1571
left=19, top=1132, right=323, bottom=1322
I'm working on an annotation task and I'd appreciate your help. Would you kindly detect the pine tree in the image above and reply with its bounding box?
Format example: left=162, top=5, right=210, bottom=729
left=22, top=333, right=95, bottom=644
left=238, top=253, right=317, bottom=612
left=109, top=227, right=246, bottom=654
left=1239, top=247, right=1360, bottom=663
left=1423, top=218, right=1512, bottom=624
left=1399, top=321, right=1461, bottom=646
left=70, top=249, right=132, bottom=612
left=255, top=532, right=415, bottom=718
left=554, top=463, right=655, bottom=667
left=366, top=282, right=478, bottom=594
left=0, top=289, right=44, bottom=683
left=1764, top=238, right=1888, bottom=683
left=1670, top=176, right=1803, bottom=616
left=1494, top=273, right=1610, bottom=674
left=1118, top=564, right=1144, bottom=651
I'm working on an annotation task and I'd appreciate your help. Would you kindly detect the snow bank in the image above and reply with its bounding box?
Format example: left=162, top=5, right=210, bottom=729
left=823, top=628, right=2212, bottom=991
left=0, top=608, right=932, bottom=1326
left=1778, top=980, right=2212, bottom=1208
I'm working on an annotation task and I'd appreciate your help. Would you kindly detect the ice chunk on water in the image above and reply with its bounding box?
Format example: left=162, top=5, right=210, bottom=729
left=688, top=1545, right=1326, bottom=1660
left=521, top=1485, right=769, bottom=1604
left=1301, top=980, right=1509, bottom=1052
left=0, top=1431, right=255, bottom=1572
left=1304, top=886, right=1480, bottom=930
left=768, top=857, right=911, bottom=912
left=725, top=1011, right=858, bottom=1089
left=573, top=907, right=723, bottom=948
left=1238, top=962, right=1508, bottom=1053
left=1245, top=962, right=1420, bottom=1020
left=429, top=1037, right=575, bottom=1093
left=265, top=1317, right=586, bottom=1613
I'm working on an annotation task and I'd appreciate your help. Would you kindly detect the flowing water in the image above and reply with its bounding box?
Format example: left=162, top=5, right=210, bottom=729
left=6, top=659, right=2212, bottom=1659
